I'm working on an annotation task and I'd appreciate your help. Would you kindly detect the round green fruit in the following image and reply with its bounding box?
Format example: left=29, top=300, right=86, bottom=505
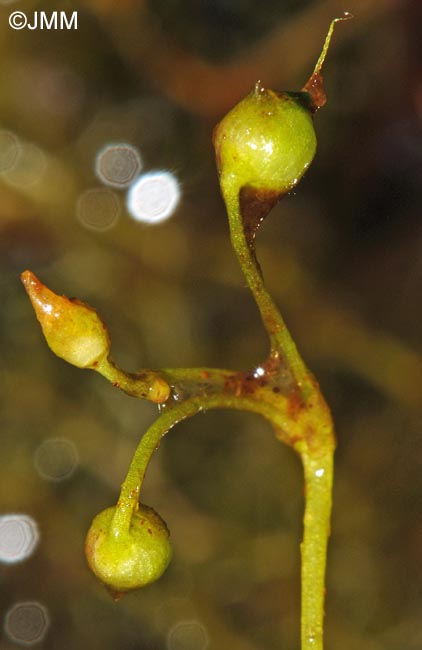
left=213, top=82, right=316, bottom=198
left=85, top=504, right=172, bottom=593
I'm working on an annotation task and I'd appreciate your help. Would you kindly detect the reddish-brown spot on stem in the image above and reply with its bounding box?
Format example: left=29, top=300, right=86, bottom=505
left=287, top=387, right=306, bottom=420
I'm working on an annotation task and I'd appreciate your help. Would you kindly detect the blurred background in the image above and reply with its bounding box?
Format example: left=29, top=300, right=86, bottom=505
left=0, top=0, right=421, bottom=648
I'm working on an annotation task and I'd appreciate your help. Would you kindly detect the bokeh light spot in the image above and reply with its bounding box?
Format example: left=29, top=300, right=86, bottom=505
left=2, top=142, right=45, bottom=186
left=34, top=437, right=78, bottom=481
left=126, top=171, right=180, bottom=224
left=0, top=130, right=20, bottom=173
left=96, top=143, right=142, bottom=188
left=77, top=187, right=120, bottom=231
left=167, top=620, right=209, bottom=650
left=0, top=514, right=39, bottom=564
left=4, top=601, right=50, bottom=646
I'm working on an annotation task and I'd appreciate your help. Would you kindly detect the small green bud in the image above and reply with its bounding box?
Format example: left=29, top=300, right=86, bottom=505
left=21, top=270, right=110, bottom=369
left=214, top=82, right=317, bottom=198
left=85, top=504, right=172, bottom=595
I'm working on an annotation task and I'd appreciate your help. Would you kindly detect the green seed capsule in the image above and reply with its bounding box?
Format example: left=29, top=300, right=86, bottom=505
left=213, top=14, right=352, bottom=205
left=85, top=504, right=172, bottom=595
left=214, top=82, right=317, bottom=199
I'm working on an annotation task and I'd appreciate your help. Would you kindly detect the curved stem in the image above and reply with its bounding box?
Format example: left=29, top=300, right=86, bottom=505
left=110, top=388, right=309, bottom=535
left=220, top=180, right=309, bottom=389
left=110, top=393, right=275, bottom=537
left=111, top=381, right=334, bottom=650
left=110, top=400, right=197, bottom=536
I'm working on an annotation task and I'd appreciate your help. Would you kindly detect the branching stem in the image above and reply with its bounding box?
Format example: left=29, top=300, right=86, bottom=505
left=111, top=173, right=336, bottom=647
left=23, top=22, right=343, bottom=643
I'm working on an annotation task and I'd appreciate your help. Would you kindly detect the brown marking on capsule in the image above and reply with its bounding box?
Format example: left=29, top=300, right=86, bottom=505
left=201, top=370, right=210, bottom=379
left=212, top=124, right=224, bottom=172
left=302, top=72, right=326, bottom=112
left=84, top=526, right=99, bottom=561
left=147, top=528, right=153, bottom=535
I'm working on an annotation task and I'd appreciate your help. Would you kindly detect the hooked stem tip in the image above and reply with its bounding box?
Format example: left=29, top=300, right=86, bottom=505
left=312, top=12, right=354, bottom=78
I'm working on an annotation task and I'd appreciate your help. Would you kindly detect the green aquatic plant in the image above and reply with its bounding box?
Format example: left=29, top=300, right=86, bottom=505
left=22, top=15, right=351, bottom=650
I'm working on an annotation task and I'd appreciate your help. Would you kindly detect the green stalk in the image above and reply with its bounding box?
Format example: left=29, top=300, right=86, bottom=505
left=96, top=357, right=170, bottom=403
left=221, top=180, right=310, bottom=391
left=220, top=179, right=335, bottom=649
left=300, top=449, right=334, bottom=650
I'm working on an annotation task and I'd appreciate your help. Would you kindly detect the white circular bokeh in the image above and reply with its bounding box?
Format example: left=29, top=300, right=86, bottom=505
left=126, top=171, right=180, bottom=224
left=0, top=514, right=39, bottom=564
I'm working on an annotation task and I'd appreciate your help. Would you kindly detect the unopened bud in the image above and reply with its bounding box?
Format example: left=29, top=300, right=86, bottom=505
left=21, top=270, right=110, bottom=369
